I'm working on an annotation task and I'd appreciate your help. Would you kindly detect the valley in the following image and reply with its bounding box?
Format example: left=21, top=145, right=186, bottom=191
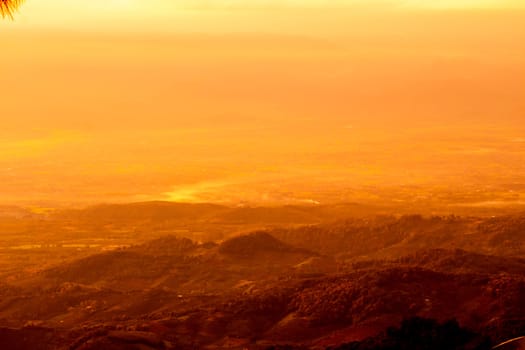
left=0, top=202, right=524, bottom=349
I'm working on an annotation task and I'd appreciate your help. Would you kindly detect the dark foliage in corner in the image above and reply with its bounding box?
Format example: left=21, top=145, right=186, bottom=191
left=330, top=317, right=492, bottom=350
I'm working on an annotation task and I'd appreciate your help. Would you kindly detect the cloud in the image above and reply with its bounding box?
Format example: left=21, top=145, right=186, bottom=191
left=0, top=131, right=84, bottom=161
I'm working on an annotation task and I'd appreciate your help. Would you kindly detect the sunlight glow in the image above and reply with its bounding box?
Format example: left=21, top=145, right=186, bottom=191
left=2, top=0, right=523, bottom=31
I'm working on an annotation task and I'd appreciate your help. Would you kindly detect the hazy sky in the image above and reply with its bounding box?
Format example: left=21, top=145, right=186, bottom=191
left=1, top=1, right=524, bottom=205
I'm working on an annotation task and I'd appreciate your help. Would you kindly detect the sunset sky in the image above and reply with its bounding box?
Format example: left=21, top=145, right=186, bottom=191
left=1, top=1, right=524, bottom=206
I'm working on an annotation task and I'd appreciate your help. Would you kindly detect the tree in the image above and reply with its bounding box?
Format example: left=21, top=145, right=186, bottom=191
left=331, top=317, right=492, bottom=350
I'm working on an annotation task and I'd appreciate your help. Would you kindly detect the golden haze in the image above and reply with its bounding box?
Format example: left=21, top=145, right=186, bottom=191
left=2, top=3, right=525, bottom=349
left=0, top=0, right=524, bottom=206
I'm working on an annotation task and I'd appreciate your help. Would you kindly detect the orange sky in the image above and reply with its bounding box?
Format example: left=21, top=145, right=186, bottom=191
left=1, top=1, right=524, bottom=205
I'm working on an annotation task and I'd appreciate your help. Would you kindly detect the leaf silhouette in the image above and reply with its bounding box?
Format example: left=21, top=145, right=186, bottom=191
left=1, top=0, right=24, bottom=19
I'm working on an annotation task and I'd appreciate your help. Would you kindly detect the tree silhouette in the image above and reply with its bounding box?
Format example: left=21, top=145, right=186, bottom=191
left=331, top=317, right=492, bottom=350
